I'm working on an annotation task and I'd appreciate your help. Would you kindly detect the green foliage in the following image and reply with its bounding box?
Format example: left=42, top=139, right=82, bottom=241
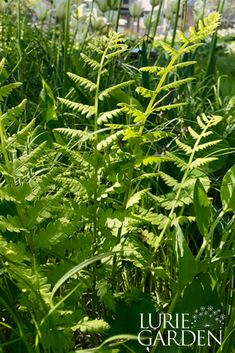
left=0, top=10, right=234, bottom=353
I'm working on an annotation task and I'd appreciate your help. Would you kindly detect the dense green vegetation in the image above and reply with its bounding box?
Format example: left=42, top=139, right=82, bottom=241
left=0, top=1, right=234, bottom=353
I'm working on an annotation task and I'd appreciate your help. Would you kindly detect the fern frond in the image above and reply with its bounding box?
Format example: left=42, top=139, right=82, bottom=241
left=166, top=152, right=187, bottom=170
left=19, top=142, right=47, bottom=165
left=139, top=66, right=163, bottom=73
left=53, top=128, right=84, bottom=139
left=183, top=43, right=203, bottom=53
left=195, top=140, right=221, bottom=152
left=97, top=109, right=123, bottom=125
left=80, top=53, right=101, bottom=70
left=188, top=126, right=200, bottom=139
left=1, top=99, right=27, bottom=123
left=96, top=130, right=124, bottom=151
left=105, top=47, right=127, bottom=60
left=161, top=78, right=195, bottom=92
left=158, top=41, right=177, bottom=55
left=6, top=119, right=35, bottom=147
left=126, top=188, right=150, bottom=209
left=0, top=189, right=18, bottom=202
left=99, top=80, right=134, bottom=101
left=119, top=103, right=145, bottom=123
left=88, top=43, right=104, bottom=55
left=176, top=139, right=193, bottom=155
left=158, top=171, right=178, bottom=188
left=67, top=72, right=96, bottom=92
left=189, top=157, right=217, bottom=169
left=58, top=98, right=95, bottom=118
left=142, top=156, right=162, bottom=166
left=0, top=58, right=6, bottom=74
left=0, top=82, right=22, bottom=102
left=136, top=86, right=155, bottom=98
left=153, top=102, right=187, bottom=112
left=189, top=12, right=221, bottom=43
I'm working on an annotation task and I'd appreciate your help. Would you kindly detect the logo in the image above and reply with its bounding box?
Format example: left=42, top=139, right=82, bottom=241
left=138, top=306, right=225, bottom=349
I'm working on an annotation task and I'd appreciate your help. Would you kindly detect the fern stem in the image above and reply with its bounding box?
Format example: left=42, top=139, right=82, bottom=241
left=153, top=116, right=214, bottom=252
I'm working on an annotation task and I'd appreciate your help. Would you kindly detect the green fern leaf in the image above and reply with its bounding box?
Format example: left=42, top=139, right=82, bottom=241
left=158, top=41, right=177, bottom=55
left=176, top=139, right=193, bottom=155
left=142, top=156, right=162, bottom=166
left=67, top=72, right=96, bottom=92
left=136, top=86, right=155, bottom=98
left=195, top=140, right=221, bottom=152
left=105, top=47, right=128, bottom=60
left=54, top=128, right=84, bottom=139
left=158, top=171, right=178, bottom=188
left=161, top=78, right=195, bottom=92
left=99, top=80, right=135, bottom=101
left=154, top=102, right=187, bottom=112
left=97, top=109, right=123, bottom=125
left=184, top=43, right=203, bottom=53
left=19, top=141, right=47, bottom=166
left=188, top=126, right=200, bottom=139
left=96, top=130, right=124, bottom=151
left=80, top=53, right=101, bottom=70
left=0, top=58, right=6, bottom=73
left=139, top=66, right=163, bottom=73
left=0, top=189, right=18, bottom=202
left=190, top=157, right=217, bottom=169
left=166, top=152, right=187, bottom=170
left=126, top=188, right=150, bottom=209
left=0, top=82, right=22, bottom=102
left=119, top=103, right=145, bottom=123
left=6, top=119, right=36, bottom=147
left=1, top=99, right=27, bottom=123
left=87, top=42, right=104, bottom=55
left=189, top=12, right=221, bottom=43
left=58, top=98, right=95, bottom=118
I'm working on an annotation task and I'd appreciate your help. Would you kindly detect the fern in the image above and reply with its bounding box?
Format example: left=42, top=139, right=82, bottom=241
left=67, top=72, right=97, bottom=92
left=0, top=82, right=22, bottom=102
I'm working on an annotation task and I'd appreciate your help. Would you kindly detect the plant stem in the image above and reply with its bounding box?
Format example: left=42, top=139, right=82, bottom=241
left=63, top=0, right=71, bottom=83
left=16, top=0, right=22, bottom=81
left=152, top=0, right=164, bottom=39
left=115, top=0, right=123, bottom=32
left=171, top=0, right=181, bottom=48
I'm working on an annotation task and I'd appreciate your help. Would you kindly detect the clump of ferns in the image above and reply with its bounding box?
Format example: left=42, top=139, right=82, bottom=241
left=55, top=13, right=222, bottom=261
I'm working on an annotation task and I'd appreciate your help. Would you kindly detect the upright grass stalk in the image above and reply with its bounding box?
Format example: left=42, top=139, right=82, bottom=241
left=171, top=0, right=181, bottom=47
left=16, top=0, right=22, bottom=81
left=152, top=0, right=164, bottom=39
left=115, top=0, right=123, bottom=32
left=63, top=0, right=71, bottom=85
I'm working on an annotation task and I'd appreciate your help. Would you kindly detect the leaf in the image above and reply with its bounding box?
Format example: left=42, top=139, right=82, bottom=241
left=174, top=224, right=197, bottom=289
left=99, top=81, right=135, bottom=101
left=58, top=98, right=95, bottom=118
left=97, top=109, right=123, bottom=125
left=1, top=99, right=27, bottom=123
left=72, top=318, right=110, bottom=333
left=0, top=82, right=22, bottom=102
left=80, top=53, right=101, bottom=70
left=51, top=252, right=115, bottom=301
left=221, top=165, right=235, bottom=212
left=194, top=179, right=211, bottom=237
left=161, top=78, right=195, bottom=92
left=126, top=189, right=149, bottom=209
left=67, top=72, right=96, bottom=92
